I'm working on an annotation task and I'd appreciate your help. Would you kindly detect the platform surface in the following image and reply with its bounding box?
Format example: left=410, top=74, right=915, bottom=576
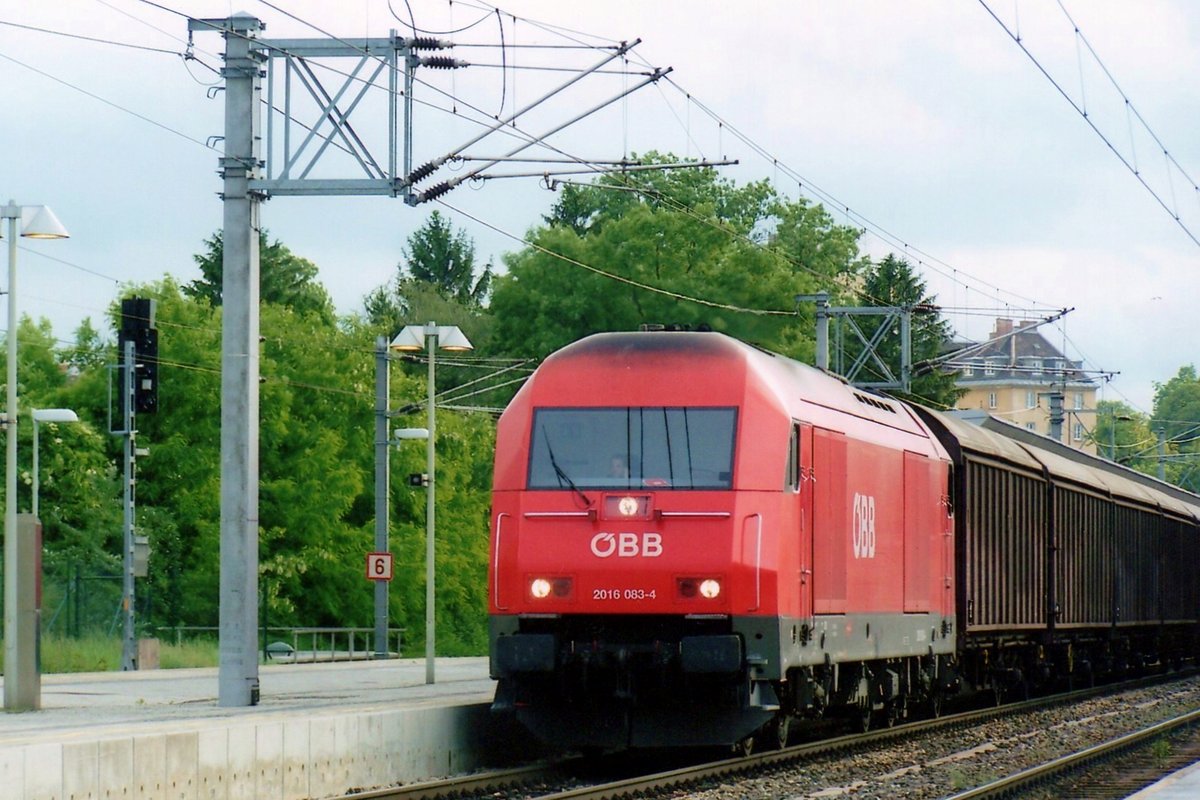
left=0, top=656, right=495, bottom=745
left=1128, top=759, right=1200, bottom=799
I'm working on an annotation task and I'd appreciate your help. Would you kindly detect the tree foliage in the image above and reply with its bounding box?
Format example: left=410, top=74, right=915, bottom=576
left=365, top=211, right=493, bottom=333
left=1150, top=366, right=1200, bottom=491
left=29, top=256, right=494, bottom=652
left=490, top=153, right=868, bottom=363
left=185, top=230, right=335, bottom=323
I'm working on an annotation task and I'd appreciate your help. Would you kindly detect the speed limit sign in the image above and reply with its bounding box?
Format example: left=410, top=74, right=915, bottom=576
left=366, top=552, right=394, bottom=582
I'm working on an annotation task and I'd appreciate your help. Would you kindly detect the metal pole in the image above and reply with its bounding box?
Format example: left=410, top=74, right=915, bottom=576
left=32, top=415, right=39, bottom=520
left=425, top=324, right=437, bottom=684
left=374, top=336, right=390, bottom=657
left=1110, top=411, right=1116, bottom=461
left=1158, top=429, right=1167, bottom=481
left=121, top=340, right=136, bottom=670
left=3, top=205, right=27, bottom=709
left=216, top=13, right=264, bottom=707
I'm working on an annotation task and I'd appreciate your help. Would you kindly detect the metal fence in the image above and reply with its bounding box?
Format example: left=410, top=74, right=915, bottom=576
left=157, top=626, right=405, bottom=662
left=32, top=565, right=404, bottom=663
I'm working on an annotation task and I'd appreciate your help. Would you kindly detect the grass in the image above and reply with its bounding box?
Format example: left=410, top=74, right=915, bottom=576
left=11, top=633, right=221, bottom=673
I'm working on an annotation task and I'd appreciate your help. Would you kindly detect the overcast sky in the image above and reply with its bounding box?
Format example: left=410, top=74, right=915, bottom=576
left=2, top=1, right=1197, bottom=412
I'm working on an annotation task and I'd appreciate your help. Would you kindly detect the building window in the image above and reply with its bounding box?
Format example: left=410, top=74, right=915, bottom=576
left=1026, top=390, right=1036, bottom=409
left=1031, top=358, right=1042, bottom=375
left=1074, top=392, right=1084, bottom=410
left=1073, top=422, right=1084, bottom=441
left=984, top=359, right=996, bottom=376
left=988, top=392, right=997, bottom=410
left=962, top=363, right=974, bottom=376
left=1025, top=422, right=1037, bottom=431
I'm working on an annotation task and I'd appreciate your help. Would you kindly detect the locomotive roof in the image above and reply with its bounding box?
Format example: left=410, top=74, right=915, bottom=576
left=546, top=331, right=940, bottom=438
left=520, top=331, right=950, bottom=460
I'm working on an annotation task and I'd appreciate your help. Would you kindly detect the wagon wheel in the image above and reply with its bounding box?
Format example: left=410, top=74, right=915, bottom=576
left=927, top=690, right=943, bottom=719
left=852, top=674, right=873, bottom=732
left=735, top=735, right=755, bottom=757
left=883, top=699, right=901, bottom=728
left=853, top=702, right=872, bottom=733
left=772, top=713, right=792, bottom=750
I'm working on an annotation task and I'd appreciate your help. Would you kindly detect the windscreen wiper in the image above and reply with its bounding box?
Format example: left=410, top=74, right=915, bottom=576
left=542, top=427, right=592, bottom=508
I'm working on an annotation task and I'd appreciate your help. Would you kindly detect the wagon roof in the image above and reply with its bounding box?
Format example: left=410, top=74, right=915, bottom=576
left=949, top=410, right=1200, bottom=519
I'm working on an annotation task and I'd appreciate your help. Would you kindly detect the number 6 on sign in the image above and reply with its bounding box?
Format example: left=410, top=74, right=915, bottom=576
left=366, top=552, right=394, bottom=582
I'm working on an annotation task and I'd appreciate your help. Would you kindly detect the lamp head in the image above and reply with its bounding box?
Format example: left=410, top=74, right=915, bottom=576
left=32, top=408, right=80, bottom=424
left=389, top=325, right=427, bottom=352
left=21, top=206, right=69, bottom=239
left=436, top=326, right=473, bottom=352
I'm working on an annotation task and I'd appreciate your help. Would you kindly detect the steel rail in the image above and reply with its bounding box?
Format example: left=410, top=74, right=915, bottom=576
left=338, top=670, right=1197, bottom=800
left=943, top=708, right=1200, bottom=800
left=345, top=760, right=576, bottom=800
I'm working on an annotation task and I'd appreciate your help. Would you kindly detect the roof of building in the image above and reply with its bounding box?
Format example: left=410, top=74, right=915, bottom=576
left=952, top=318, right=1093, bottom=387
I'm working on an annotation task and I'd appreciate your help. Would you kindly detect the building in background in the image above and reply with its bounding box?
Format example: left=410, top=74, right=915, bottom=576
left=952, top=318, right=1097, bottom=454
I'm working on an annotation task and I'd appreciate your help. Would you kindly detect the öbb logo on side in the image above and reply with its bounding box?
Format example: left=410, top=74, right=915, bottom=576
left=852, top=492, right=877, bottom=559
left=591, top=532, right=663, bottom=558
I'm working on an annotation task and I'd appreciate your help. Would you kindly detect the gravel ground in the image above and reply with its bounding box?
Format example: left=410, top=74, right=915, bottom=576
left=666, top=674, right=1200, bottom=800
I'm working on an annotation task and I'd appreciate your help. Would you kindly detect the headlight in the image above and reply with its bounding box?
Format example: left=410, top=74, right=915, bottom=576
left=677, top=577, right=721, bottom=600
left=530, top=577, right=573, bottom=599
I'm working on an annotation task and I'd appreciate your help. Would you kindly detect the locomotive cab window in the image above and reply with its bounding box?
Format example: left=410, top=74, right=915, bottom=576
left=528, top=407, right=737, bottom=490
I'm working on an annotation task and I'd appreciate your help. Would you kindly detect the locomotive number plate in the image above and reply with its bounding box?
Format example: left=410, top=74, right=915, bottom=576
left=592, top=588, right=657, bottom=601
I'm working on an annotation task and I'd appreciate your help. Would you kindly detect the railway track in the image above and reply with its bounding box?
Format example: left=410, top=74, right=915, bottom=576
left=945, top=708, right=1200, bottom=799
left=344, top=671, right=1200, bottom=800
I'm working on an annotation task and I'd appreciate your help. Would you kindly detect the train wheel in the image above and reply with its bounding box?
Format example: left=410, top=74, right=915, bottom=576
left=884, top=700, right=900, bottom=728
left=853, top=703, right=872, bottom=733
left=735, top=735, right=755, bottom=757
left=927, top=691, right=943, bottom=719
left=772, top=714, right=792, bottom=750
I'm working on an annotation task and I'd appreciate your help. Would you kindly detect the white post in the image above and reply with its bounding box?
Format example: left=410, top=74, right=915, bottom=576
left=3, top=204, right=26, bottom=709
left=425, top=323, right=437, bottom=685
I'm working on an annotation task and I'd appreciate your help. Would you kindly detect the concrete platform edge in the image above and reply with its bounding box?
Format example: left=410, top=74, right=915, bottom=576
left=0, top=701, right=495, bottom=800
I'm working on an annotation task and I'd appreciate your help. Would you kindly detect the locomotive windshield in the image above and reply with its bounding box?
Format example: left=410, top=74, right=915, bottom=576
left=528, top=407, right=736, bottom=490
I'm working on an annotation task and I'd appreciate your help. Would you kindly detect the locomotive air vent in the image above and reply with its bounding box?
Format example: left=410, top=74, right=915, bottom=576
left=853, top=392, right=897, bottom=414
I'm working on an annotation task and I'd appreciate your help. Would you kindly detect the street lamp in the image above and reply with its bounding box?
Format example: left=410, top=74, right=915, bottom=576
left=32, top=408, right=80, bottom=519
left=3, top=201, right=69, bottom=712
left=390, top=322, right=472, bottom=685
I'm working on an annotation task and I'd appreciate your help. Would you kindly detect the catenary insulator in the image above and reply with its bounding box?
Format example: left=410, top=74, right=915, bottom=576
left=406, top=161, right=438, bottom=185
left=409, top=36, right=451, bottom=50
left=419, top=57, right=467, bottom=70
left=419, top=182, right=452, bottom=202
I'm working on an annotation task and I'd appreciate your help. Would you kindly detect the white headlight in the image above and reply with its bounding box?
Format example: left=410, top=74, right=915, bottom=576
left=699, top=579, right=721, bottom=599
left=530, top=578, right=552, bottom=599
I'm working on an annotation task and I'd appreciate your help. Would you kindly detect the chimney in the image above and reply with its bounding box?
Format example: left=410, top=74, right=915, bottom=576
left=992, top=318, right=1013, bottom=338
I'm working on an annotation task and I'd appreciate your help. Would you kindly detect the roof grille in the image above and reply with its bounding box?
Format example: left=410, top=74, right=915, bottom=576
left=854, top=392, right=897, bottom=414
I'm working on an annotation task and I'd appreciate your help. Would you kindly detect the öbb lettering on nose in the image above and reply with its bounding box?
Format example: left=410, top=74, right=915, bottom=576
left=591, top=532, right=663, bottom=558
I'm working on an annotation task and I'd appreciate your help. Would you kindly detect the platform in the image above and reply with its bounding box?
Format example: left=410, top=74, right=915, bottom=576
left=1128, top=760, right=1200, bottom=799
left=0, top=657, right=504, bottom=800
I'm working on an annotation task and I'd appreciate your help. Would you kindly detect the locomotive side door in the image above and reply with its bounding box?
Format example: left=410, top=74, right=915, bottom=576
left=793, top=422, right=814, bottom=619
left=813, top=427, right=848, bottom=614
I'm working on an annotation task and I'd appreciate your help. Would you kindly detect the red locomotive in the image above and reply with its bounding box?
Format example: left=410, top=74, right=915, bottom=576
left=488, top=330, right=1200, bottom=751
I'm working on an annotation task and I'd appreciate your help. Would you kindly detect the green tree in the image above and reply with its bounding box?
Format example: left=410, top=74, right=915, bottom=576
left=365, top=212, right=492, bottom=325
left=185, top=230, right=335, bottom=323
left=489, top=155, right=866, bottom=364
left=1150, top=366, right=1200, bottom=490
left=1090, top=400, right=1153, bottom=468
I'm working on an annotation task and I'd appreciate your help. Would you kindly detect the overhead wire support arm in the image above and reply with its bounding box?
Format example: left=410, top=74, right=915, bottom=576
left=476, top=159, right=738, bottom=183
left=402, top=39, right=642, bottom=193
left=412, top=65, right=673, bottom=204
